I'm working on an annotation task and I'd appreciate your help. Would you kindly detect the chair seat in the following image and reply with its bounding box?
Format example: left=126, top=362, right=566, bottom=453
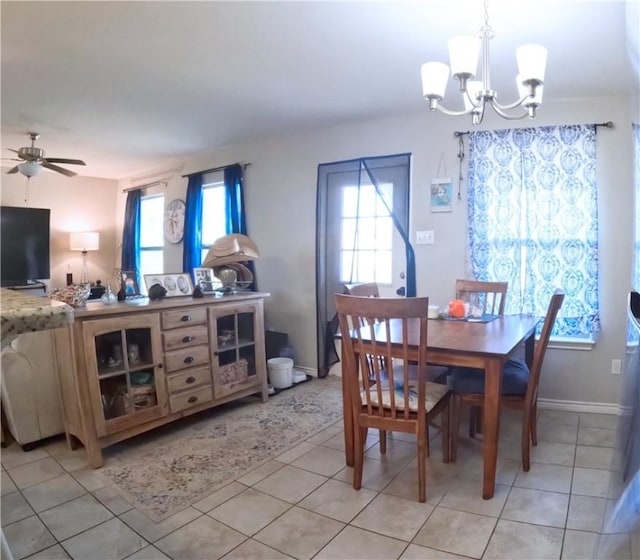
left=448, top=358, right=530, bottom=395
left=361, top=381, right=449, bottom=412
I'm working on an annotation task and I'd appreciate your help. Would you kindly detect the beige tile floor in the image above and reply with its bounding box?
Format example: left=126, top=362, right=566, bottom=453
left=1, top=398, right=635, bottom=560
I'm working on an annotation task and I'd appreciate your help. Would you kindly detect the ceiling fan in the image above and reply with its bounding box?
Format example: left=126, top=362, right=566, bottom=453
left=5, top=132, right=86, bottom=177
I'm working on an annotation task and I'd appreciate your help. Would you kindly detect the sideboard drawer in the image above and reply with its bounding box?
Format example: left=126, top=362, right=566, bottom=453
left=163, top=325, right=209, bottom=351
left=169, top=385, right=213, bottom=413
left=165, top=344, right=210, bottom=373
left=161, top=308, right=207, bottom=330
left=167, top=367, right=211, bottom=394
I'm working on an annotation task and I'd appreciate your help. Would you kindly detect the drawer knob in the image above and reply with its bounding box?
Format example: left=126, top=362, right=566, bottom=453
left=186, top=376, right=196, bottom=384
left=182, top=336, right=194, bottom=343
left=188, top=396, right=198, bottom=404
left=184, top=356, right=194, bottom=364
left=181, top=315, right=192, bottom=322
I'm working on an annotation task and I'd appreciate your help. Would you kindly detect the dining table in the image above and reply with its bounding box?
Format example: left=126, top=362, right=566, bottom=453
left=339, top=313, right=541, bottom=499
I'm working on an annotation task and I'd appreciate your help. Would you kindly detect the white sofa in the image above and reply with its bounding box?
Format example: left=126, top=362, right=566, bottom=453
left=1, top=330, right=65, bottom=448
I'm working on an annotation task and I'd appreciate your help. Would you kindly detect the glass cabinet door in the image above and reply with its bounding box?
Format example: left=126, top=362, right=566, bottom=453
left=210, top=303, right=261, bottom=398
left=83, top=314, right=166, bottom=436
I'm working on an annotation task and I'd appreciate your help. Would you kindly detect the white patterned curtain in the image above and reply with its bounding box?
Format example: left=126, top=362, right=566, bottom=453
left=468, top=125, right=599, bottom=337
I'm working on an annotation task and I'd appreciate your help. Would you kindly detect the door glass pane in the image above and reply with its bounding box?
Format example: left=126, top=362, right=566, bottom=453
left=340, top=183, right=393, bottom=283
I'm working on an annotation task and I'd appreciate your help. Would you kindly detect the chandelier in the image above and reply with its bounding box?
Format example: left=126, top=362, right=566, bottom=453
left=421, top=0, right=547, bottom=126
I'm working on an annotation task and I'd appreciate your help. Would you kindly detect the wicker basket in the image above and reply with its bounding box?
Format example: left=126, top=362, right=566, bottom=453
left=220, top=358, right=248, bottom=384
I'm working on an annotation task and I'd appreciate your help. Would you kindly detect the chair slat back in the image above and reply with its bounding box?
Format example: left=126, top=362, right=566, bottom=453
left=455, top=279, right=508, bottom=315
left=525, top=289, right=565, bottom=407
left=335, top=294, right=429, bottom=422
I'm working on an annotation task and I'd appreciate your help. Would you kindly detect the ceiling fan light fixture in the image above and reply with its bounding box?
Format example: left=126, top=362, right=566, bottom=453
left=17, top=161, right=43, bottom=177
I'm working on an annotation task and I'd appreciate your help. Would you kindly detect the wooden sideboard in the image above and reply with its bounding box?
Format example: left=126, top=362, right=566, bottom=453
left=53, top=292, right=269, bottom=467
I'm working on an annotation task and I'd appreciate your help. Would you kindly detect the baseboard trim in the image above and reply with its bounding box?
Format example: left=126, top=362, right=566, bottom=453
left=297, top=369, right=623, bottom=414
left=294, top=365, right=318, bottom=378
left=538, top=398, right=622, bottom=415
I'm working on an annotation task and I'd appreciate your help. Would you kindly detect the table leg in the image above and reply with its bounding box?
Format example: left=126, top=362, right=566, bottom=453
left=482, top=358, right=503, bottom=499
left=341, top=343, right=355, bottom=467
left=524, top=331, right=535, bottom=368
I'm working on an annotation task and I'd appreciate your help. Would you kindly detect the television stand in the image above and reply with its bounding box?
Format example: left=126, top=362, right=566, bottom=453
left=6, top=282, right=47, bottom=295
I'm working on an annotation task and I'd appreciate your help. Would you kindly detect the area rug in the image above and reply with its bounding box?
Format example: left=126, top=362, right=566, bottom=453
left=95, top=376, right=343, bottom=521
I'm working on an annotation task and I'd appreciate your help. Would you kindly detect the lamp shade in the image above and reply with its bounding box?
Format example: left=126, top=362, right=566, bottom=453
left=70, top=231, right=100, bottom=252
left=421, top=62, right=450, bottom=99
left=516, top=44, right=547, bottom=83
left=448, top=35, right=480, bottom=78
left=18, top=161, right=43, bottom=178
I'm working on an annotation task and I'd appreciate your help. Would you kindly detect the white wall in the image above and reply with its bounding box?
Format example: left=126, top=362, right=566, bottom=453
left=1, top=173, right=119, bottom=290
left=114, top=94, right=634, bottom=406
left=2, top=95, right=632, bottom=407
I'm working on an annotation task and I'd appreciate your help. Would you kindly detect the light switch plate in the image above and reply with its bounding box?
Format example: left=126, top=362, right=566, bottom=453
left=416, top=230, right=435, bottom=244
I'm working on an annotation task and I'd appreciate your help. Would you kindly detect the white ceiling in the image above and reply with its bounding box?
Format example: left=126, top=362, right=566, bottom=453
left=1, top=0, right=638, bottom=181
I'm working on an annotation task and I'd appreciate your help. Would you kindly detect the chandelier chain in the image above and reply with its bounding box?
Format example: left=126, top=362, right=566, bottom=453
left=482, top=0, right=493, bottom=36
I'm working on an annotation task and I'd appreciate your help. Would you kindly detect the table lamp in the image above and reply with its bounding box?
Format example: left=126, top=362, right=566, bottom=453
left=70, top=231, right=100, bottom=285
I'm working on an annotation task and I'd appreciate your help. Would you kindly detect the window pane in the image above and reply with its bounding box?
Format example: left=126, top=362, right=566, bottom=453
left=339, top=182, right=394, bottom=284
left=139, top=249, right=163, bottom=294
left=140, top=195, right=164, bottom=248
left=202, top=184, right=227, bottom=246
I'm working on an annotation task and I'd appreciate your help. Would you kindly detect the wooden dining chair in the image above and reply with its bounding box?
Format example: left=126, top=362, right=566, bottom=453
left=455, top=279, right=508, bottom=315
left=334, top=293, right=451, bottom=502
left=448, top=289, right=565, bottom=471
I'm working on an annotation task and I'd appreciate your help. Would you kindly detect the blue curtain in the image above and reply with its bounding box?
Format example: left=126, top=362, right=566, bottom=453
left=224, top=164, right=247, bottom=234
left=182, top=173, right=204, bottom=276
left=224, top=164, right=255, bottom=287
left=468, top=125, right=599, bottom=337
left=121, top=190, right=141, bottom=283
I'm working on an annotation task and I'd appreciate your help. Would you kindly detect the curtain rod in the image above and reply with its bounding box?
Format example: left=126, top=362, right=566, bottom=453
left=182, top=162, right=251, bottom=178
left=454, top=121, right=614, bottom=138
left=122, top=180, right=167, bottom=193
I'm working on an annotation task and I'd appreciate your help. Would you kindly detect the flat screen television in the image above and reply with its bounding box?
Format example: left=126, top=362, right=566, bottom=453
left=0, top=206, right=51, bottom=287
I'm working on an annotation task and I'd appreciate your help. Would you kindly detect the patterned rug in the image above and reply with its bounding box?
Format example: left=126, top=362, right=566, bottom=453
left=96, top=376, right=343, bottom=521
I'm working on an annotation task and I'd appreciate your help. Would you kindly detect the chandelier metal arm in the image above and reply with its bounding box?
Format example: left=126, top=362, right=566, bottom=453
left=427, top=101, right=476, bottom=118
left=489, top=100, right=529, bottom=120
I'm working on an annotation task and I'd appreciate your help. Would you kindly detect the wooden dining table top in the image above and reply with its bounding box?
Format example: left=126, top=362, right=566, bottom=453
left=356, top=314, right=541, bottom=359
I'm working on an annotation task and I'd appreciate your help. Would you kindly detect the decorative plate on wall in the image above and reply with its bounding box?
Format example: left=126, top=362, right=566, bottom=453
left=164, top=199, right=185, bottom=243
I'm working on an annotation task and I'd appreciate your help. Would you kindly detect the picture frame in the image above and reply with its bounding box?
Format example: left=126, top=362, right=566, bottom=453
left=430, top=177, right=453, bottom=213
left=120, top=270, right=141, bottom=298
left=193, top=267, right=221, bottom=294
left=143, top=273, right=194, bottom=297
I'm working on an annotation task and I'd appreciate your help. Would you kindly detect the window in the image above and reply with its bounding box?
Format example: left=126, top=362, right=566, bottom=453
left=340, top=183, right=393, bottom=284
left=200, top=180, right=227, bottom=263
left=467, top=125, right=599, bottom=337
left=139, top=194, right=164, bottom=292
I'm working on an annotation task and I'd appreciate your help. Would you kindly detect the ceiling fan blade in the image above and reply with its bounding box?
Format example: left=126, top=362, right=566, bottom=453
left=44, top=158, right=86, bottom=166
left=41, top=161, right=77, bottom=177
left=7, top=148, right=19, bottom=154
left=7, top=166, right=19, bottom=174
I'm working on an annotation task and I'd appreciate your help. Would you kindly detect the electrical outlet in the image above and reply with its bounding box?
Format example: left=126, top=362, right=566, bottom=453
left=611, top=359, right=622, bottom=374
left=416, top=230, right=435, bottom=244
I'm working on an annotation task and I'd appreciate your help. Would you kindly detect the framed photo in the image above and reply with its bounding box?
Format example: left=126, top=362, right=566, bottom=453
left=193, top=267, right=221, bottom=294
left=143, top=273, right=194, bottom=297
left=430, top=177, right=453, bottom=213
left=121, top=270, right=140, bottom=297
